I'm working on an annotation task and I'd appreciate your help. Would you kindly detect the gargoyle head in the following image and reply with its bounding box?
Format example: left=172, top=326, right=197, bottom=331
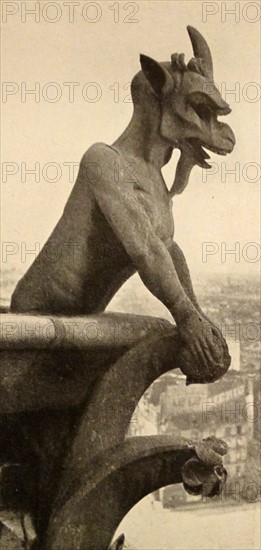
left=135, top=26, right=235, bottom=172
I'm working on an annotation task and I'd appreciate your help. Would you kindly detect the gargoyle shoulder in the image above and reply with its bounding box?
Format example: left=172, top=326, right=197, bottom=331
left=80, top=142, right=120, bottom=186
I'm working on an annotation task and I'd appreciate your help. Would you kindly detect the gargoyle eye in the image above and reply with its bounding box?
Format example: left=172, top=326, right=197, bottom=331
left=192, top=102, right=214, bottom=120
left=191, top=101, right=231, bottom=119
left=188, top=91, right=231, bottom=117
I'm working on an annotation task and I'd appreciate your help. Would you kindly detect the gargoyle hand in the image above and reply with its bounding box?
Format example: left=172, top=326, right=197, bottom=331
left=176, top=308, right=231, bottom=384
left=178, top=309, right=223, bottom=368
left=199, top=313, right=229, bottom=356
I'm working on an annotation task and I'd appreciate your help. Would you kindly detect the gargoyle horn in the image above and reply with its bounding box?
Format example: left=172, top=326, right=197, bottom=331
left=187, top=25, right=213, bottom=80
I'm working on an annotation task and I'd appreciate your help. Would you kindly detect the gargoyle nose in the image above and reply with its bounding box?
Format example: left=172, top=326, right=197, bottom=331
left=226, top=126, right=236, bottom=147
left=219, top=122, right=236, bottom=150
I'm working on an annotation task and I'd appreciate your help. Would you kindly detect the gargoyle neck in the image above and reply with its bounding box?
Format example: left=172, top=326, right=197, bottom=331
left=113, top=101, right=173, bottom=169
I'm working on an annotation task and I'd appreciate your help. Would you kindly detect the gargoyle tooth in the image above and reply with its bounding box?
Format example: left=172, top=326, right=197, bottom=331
left=200, top=147, right=211, bottom=159
left=201, top=160, right=212, bottom=169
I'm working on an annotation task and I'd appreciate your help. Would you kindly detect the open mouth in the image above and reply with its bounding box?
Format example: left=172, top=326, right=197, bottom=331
left=184, top=137, right=232, bottom=169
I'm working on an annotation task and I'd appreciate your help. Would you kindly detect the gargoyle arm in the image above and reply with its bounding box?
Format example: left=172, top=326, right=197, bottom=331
left=167, top=241, right=202, bottom=312
left=82, top=145, right=192, bottom=325
left=167, top=241, right=224, bottom=346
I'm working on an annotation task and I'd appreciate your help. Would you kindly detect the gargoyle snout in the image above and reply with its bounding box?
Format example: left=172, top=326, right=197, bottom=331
left=218, top=122, right=236, bottom=152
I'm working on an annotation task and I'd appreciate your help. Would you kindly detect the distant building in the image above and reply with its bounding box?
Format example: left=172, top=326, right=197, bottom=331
left=158, top=370, right=255, bottom=505
left=227, top=338, right=240, bottom=371
left=128, top=339, right=257, bottom=507
left=127, top=387, right=159, bottom=437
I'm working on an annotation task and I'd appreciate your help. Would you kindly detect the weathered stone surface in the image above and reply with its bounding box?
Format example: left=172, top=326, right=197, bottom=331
left=0, top=314, right=230, bottom=550
left=45, top=437, right=195, bottom=550
left=0, top=313, right=169, bottom=351
left=0, top=525, right=24, bottom=550
left=45, top=436, right=227, bottom=550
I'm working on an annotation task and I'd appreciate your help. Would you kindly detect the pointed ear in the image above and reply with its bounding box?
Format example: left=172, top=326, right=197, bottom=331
left=109, top=534, right=125, bottom=550
left=140, top=54, right=173, bottom=97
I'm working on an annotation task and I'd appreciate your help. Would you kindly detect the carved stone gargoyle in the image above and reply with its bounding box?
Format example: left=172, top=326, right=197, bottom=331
left=0, top=25, right=234, bottom=550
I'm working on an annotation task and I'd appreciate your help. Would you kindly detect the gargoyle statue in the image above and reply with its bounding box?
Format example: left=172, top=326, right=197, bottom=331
left=1, top=25, right=235, bottom=549
left=10, top=26, right=235, bottom=386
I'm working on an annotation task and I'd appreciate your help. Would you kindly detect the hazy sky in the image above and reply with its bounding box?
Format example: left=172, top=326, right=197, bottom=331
left=1, top=0, right=260, bottom=278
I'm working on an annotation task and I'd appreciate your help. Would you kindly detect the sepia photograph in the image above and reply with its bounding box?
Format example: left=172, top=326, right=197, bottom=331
left=0, top=1, right=260, bottom=549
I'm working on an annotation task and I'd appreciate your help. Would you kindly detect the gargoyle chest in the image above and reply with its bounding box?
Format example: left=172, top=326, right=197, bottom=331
left=133, top=183, right=174, bottom=242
